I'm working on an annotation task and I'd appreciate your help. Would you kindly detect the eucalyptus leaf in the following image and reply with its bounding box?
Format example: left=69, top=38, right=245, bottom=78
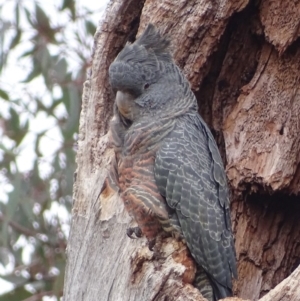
left=0, top=89, right=9, bottom=100
left=85, top=20, right=96, bottom=36
left=53, top=58, right=67, bottom=83
left=61, top=0, right=76, bottom=20
left=6, top=175, right=21, bottom=221
left=24, top=8, right=34, bottom=27
left=0, top=287, right=32, bottom=301
left=35, top=4, right=56, bottom=43
left=15, top=3, right=20, bottom=27
left=22, top=64, right=41, bottom=82
left=0, top=247, right=11, bottom=266
left=52, top=258, right=65, bottom=295
left=9, top=28, right=21, bottom=50
left=61, top=84, right=80, bottom=139
left=0, top=274, right=28, bottom=287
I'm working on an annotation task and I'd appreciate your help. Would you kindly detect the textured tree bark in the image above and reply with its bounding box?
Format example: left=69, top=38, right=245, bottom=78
left=63, top=0, right=300, bottom=300
left=259, top=264, right=300, bottom=301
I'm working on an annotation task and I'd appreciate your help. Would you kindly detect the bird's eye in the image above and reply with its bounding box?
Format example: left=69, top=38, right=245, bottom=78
left=144, top=83, right=150, bottom=90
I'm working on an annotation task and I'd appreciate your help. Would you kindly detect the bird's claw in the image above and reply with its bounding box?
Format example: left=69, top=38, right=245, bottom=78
left=148, top=238, right=156, bottom=251
left=148, top=239, right=165, bottom=260
left=126, top=226, right=142, bottom=239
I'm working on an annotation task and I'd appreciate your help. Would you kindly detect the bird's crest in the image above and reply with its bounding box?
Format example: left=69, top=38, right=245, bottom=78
left=135, top=24, right=172, bottom=62
left=116, top=24, right=172, bottom=65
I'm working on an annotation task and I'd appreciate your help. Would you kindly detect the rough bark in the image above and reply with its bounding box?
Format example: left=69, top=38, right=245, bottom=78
left=259, top=264, right=300, bottom=301
left=259, top=0, right=300, bottom=54
left=63, top=0, right=300, bottom=300
left=224, top=43, right=300, bottom=193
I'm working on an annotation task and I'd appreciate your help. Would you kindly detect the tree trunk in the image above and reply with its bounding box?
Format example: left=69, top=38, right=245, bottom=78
left=63, top=0, right=300, bottom=300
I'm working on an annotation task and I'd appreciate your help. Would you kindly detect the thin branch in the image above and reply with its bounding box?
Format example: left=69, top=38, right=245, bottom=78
left=0, top=213, right=38, bottom=237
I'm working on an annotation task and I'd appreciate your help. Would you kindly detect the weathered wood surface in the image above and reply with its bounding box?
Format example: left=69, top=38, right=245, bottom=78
left=259, top=264, right=300, bottom=301
left=63, top=0, right=300, bottom=300
left=224, top=43, right=300, bottom=193
left=259, top=0, right=300, bottom=54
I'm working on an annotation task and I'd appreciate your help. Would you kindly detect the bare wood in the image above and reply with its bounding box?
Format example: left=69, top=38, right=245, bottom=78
left=259, top=0, right=300, bottom=54
left=224, top=43, right=300, bottom=193
left=258, top=265, right=300, bottom=301
left=231, top=194, right=300, bottom=300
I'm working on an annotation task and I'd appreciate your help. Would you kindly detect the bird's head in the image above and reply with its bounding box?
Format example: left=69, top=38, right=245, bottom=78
left=109, top=24, right=195, bottom=124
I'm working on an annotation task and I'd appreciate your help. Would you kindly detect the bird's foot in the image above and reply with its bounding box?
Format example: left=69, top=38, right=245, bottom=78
left=148, top=238, right=156, bottom=251
left=148, top=239, right=162, bottom=259
left=127, top=226, right=142, bottom=239
left=148, top=237, right=166, bottom=260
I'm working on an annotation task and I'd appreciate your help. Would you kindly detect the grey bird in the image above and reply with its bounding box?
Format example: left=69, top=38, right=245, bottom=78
left=108, top=24, right=237, bottom=301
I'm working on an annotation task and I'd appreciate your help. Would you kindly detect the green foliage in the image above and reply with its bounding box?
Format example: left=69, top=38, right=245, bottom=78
left=0, top=0, right=99, bottom=299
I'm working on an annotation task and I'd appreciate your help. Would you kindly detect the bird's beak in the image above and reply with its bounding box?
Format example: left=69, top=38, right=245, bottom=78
left=116, top=91, right=134, bottom=119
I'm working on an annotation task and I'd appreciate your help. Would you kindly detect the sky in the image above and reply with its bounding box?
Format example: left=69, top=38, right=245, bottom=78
left=0, top=0, right=110, bottom=297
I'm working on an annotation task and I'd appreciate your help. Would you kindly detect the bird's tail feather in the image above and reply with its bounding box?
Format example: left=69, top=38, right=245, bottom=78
left=193, top=266, right=213, bottom=301
left=194, top=265, right=233, bottom=301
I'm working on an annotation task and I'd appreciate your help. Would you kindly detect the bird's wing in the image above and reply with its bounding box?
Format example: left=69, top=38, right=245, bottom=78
left=154, top=114, right=237, bottom=291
